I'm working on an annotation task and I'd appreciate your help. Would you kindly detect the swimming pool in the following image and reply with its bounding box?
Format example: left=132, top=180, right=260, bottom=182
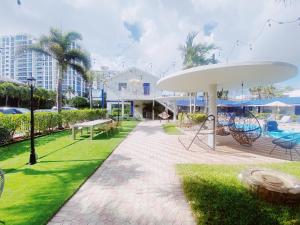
left=266, top=130, right=300, bottom=142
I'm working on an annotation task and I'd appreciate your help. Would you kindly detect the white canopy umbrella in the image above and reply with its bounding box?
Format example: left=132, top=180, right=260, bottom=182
left=157, top=61, right=298, bottom=148
left=265, top=101, right=292, bottom=108
left=265, top=101, right=292, bottom=117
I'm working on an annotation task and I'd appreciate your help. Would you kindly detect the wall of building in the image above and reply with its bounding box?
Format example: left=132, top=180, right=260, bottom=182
left=0, top=34, right=86, bottom=97
left=105, top=67, right=160, bottom=101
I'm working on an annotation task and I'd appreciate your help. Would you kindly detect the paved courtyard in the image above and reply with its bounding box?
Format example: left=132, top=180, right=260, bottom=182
left=48, top=121, right=286, bottom=225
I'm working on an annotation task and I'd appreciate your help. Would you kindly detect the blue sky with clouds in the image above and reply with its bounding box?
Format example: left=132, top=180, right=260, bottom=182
left=0, top=0, right=299, bottom=90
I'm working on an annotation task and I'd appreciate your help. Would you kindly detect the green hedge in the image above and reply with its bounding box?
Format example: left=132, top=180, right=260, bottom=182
left=0, top=109, right=107, bottom=143
left=189, top=113, right=207, bottom=123
left=254, top=113, right=271, bottom=120
left=178, top=112, right=207, bottom=124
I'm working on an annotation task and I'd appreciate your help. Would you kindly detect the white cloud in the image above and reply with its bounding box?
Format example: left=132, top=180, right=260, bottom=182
left=0, top=0, right=299, bottom=87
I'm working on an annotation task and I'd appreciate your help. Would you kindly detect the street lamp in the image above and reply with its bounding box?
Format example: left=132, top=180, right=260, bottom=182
left=117, top=100, right=120, bottom=122
left=27, top=76, right=37, bottom=165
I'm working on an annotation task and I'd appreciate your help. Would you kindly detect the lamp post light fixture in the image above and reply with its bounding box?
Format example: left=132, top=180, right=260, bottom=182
left=27, top=76, right=37, bottom=165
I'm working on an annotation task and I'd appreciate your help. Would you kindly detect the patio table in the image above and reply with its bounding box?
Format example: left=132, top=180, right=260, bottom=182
left=72, top=119, right=112, bottom=140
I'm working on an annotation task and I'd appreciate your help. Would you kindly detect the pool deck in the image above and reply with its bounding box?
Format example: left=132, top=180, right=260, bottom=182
left=48, top=120, right=292, bottom=225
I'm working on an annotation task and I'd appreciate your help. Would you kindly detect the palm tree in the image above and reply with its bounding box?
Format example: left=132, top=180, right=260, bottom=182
left=65, top=86, right=75, bottom=100
left=0, top=82, right=18, bottom=106
left=179, top=32, right=217, bottom=69
left=24, top=28, right=91, bottom=113
left=17, top=85, right=30, bottom=107
left=217, top=89, right=229, bottom=100
left=179, top=32, right=218, bottom=112
left=86, top=70, right=96, bottom=109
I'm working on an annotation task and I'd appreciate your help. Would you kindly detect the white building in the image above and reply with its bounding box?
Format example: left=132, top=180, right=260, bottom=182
left=0, top=34, right=86, bottom=96
left=95, top=68, right=176, bottom=119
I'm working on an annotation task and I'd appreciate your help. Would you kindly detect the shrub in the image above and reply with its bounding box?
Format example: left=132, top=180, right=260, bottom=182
left=254, top=113, right=271, bottom=120
left=0, top=127, right=10, bottom=144
left=61, top=109, right=106, bottom=127
left=69, top=96, right=89, bottom=108
left=34, top=112, right=62, bottom=133
left=0, top=109, right=107, bottom=143
left=178, top=113, right=185, bottom=123
left=189, top=113, right=207, bottom=124
left=0, top=113, right=28, bottom=139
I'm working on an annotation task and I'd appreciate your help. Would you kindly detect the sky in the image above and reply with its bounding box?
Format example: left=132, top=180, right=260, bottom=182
left=0, top=0, right=300, bottom=92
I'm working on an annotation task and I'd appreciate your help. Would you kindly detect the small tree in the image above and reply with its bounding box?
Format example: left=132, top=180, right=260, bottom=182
left=86, top=70, right=96, bottom=109
left=17, top=86, right=30, bottom=107
left=69, top=96, right=89, bottom=108
left=0, top=82, right=18, bottom=106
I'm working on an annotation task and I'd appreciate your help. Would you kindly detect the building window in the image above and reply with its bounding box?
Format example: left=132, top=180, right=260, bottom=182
left=143, top=83, right=150, bottom=95
left=118, top=83, right=127, bottom=91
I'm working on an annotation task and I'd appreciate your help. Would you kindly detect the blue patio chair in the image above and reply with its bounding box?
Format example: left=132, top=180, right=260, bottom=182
left=266, top=120, right=282, bottom=132
left=270, top=133, right=300, bottom=160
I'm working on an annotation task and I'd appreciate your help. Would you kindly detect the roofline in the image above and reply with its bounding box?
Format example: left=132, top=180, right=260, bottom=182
left=110, top=67, right=158, bottom=80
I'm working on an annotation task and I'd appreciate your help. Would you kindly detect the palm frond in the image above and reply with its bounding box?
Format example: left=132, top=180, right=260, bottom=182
left=65, top=49, right=91, bottom=69
left=186, top=32, right=198, bottom=48
left=49, top=27, right=63, bottom=44
left=16, top=44, right=50, bottom=57
left=69, top=63, right=87, bottom=80
left=65, top=31, right=82, bottom=43
left=39, top=35, right=51, bottom=47
left=49, top=43, right=64, bottom=61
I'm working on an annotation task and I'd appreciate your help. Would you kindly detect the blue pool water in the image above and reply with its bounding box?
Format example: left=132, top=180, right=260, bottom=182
left=266, top=131, right=300, bottom=142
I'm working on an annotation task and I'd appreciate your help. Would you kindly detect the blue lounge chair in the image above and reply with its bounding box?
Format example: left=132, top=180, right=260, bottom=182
left=270, top=133, right=300, bottom=160
left=266, top=120, right=282, bottom=132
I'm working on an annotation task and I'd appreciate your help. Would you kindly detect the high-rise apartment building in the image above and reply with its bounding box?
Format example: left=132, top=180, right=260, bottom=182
left=0, top=34, right=86, bottom=96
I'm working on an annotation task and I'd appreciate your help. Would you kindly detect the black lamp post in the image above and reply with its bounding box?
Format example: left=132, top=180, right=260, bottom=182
left=27, top=77, right=37, bottom=165
left=117, top=100, right=120, bottom=122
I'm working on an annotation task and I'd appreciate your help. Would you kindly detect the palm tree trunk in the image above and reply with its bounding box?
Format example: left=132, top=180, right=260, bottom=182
left=89, top=84, right=93, bottom=109
left=56, top=66, right=63, bottom=113
left=5, top=96, right=8, bottom=106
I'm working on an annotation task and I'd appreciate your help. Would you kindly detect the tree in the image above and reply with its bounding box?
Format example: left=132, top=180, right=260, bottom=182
left=69, top=96, right=88, bottom=108
left=65, top=86, right=75, bottom=100
left=24, top=28, right=91, bottom=113
left=0, top=82, right=18, bottom=106
left=34, top=87, right=49, bottom=109
left=217, top=89, right=229, bottom=100
left=249, top=85, right=283, bottom=99
left=179, top=32, right=217, bottom=69
left=17, top=86, right=30, bottom=107
left=86, top=70, right=96, bottom=109
left=179, top=32, right=219, bottom=112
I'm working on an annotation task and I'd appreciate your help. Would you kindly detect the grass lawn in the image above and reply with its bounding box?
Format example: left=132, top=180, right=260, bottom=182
left=162, top=123, right=181, bottom=135
left=0, top=121, right=138, bottom=225
left=177, top=163, right=300, bottom=225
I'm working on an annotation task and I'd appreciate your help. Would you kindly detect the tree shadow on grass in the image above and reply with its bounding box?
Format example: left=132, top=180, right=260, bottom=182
left=0, top=131, right=70, bottom=162
left=182, top=177, right=300, bottom=225
left=3, top=138, right=83, bottom=174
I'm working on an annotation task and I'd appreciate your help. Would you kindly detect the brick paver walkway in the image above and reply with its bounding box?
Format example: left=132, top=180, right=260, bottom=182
left=48, top=121, right=285, bottom=225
